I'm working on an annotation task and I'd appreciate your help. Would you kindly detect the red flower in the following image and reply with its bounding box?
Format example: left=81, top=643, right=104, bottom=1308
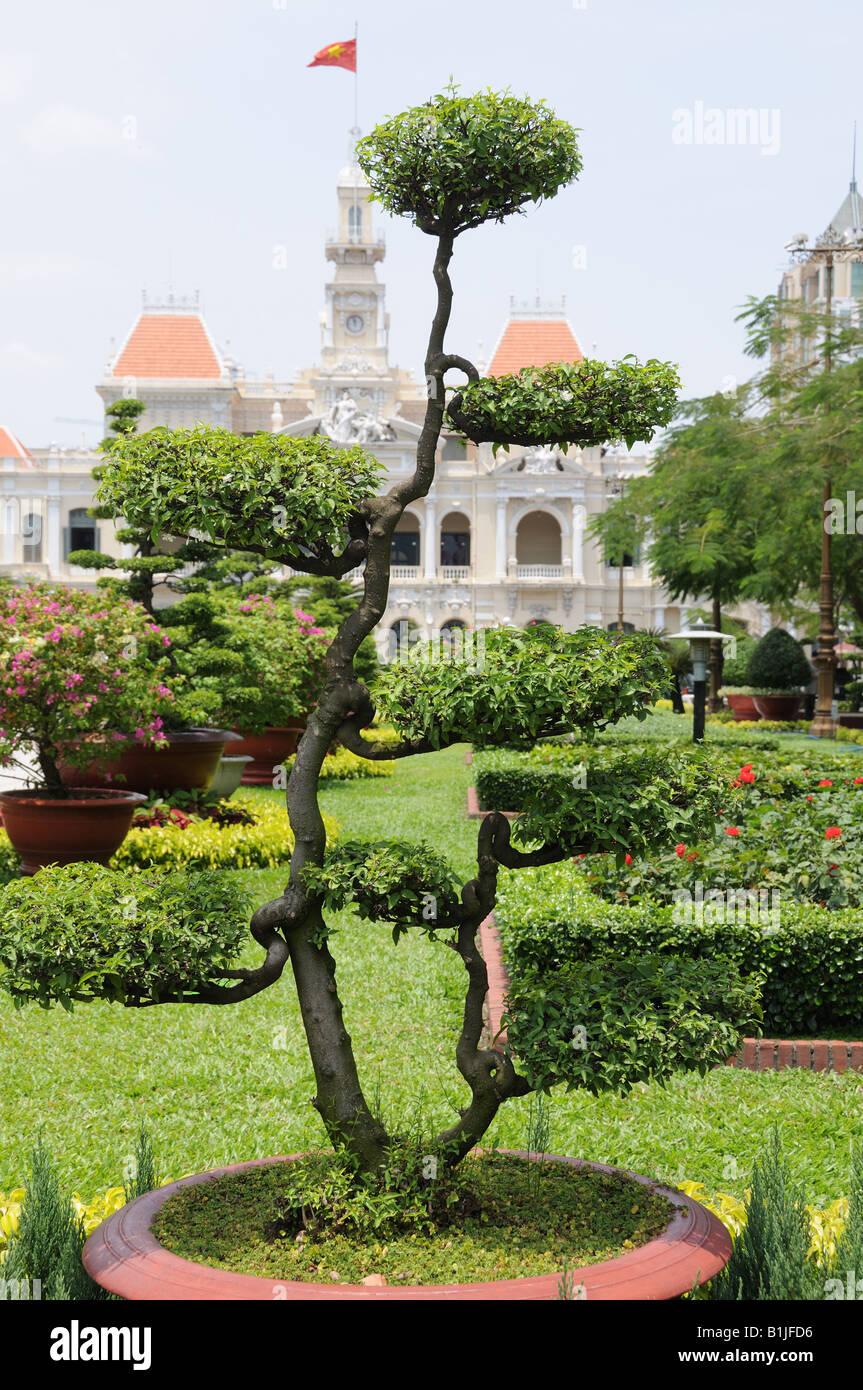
left=854, top=777, right=863, bottom=786
left=818, top=779, right=833, bottom=787
left=724, top=826, right=740, bottom=837
left=738, top=768, right=756, bottom=783
left=825, top=826, right=842, bottom=839
left=625, top=853, right=632, bottom=866
left=686, top=850, right=698, bottom=860
left=806, top=795, right=814, bottom=801
left=675, top=844, right=686, bottom=858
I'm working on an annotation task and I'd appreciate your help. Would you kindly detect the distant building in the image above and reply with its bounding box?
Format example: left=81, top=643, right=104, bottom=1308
left=0, top=138, right=769, bottom=643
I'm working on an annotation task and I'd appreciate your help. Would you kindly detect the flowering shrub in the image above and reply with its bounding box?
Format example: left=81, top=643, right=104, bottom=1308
left=583, top=758, right=863, bottom=910
left=0, top=583, right=171, bottom=794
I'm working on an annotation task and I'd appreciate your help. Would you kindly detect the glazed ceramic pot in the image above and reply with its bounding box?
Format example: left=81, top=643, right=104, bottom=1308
left=59, top=729, right=242, bottom=796
left=230, top=725, right=307, bottom=786
left=0, top=787, right=147, bottom=875
left=752, top=694, right=801, bottom=720
left=203, top=756, right=253, bottom=802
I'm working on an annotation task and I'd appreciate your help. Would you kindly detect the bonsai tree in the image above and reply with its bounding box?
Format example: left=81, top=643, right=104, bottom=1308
left=0, top=89, right=759, bottom=1179
left=0, top=583, right=171, bottom=794
left=747, top=627, right=812, bottom=693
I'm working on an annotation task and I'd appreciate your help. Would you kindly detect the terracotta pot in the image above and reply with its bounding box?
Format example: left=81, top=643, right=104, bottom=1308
left=203, top=756, right=253, bottom=802
left=0, top=787, right=146, bottom=876
left=82, top=1150, right=730, bottom=1302
left=231, top=725, right=307, bottom=786
left=752, top=694, right=801, bottom=720
left=724, top=693, right=761, bottom=722
left=59, top=729, right=242, bottom=796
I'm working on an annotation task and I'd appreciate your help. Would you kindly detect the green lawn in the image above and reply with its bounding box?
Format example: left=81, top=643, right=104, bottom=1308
left=2, top=742, right=862, bottom=1209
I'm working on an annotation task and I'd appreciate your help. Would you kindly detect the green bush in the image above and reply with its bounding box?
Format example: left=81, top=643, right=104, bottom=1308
left=709, top=1130, right=820, bottom=1300
left=374, top=624, right=669, bottom=750
left=1, top=1136, right=108, bottom=1300
left=0, top=863, right=250, bottom=1008
left=747, top=627, right=812, bottom=692
left=495, top=862, right=863, bottom=1035
left=302, top=840, right=462, bottom=940
left=502, top=952, right=760, bottom=1095
left=719, top=636, right=757, bottom=688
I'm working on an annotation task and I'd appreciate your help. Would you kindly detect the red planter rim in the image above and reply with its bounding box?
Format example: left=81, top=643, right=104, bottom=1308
left=0, top=788, right=147, bottom=808
left=82, top=1149, right=731, bottom=1302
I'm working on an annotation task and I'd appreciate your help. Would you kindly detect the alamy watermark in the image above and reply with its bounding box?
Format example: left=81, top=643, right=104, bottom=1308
left=825, top=492, right=863, bottom=534
left=673, top=883, right=781, bottom=929
left=672, top=102, right=781, bottom=157
left=380, top=626, right=486, bottom=671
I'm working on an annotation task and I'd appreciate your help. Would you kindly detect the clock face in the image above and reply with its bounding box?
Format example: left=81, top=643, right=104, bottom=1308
left=345, top=313, right=365, bottom=334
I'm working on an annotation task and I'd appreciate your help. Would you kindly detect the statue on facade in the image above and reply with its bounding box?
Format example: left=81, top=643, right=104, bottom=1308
left=321, top=394, right=395, bottom=443
left=522, top=444, right=564, bottom=474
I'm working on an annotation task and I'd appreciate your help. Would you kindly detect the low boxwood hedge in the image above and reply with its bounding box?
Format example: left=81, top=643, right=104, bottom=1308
left=495, top=863, right=863, bottom=1037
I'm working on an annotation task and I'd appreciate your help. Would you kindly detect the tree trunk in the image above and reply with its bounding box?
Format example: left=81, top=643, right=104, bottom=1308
left=708, top=595, right=724, bottom=713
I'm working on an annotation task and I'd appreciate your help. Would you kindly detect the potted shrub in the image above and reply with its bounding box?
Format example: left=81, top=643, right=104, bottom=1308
left=747, top=627, right=812, bottom=720
left=0, top=584, right=170, bottom=873
left=154, top=591, right=330, bottom=785
left=717, top=636, right=759, bottom=720
left=1, top=88, right=758, bottom=1298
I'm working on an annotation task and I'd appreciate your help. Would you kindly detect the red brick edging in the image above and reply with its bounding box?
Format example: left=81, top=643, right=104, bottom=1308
left=477, top=912, right=863, bottom=1073
left=466, top=787, right=517, bottom=820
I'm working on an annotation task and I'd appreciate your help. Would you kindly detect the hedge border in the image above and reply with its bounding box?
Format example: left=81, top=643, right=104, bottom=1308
left=477, top=913, right=863, bottom=1073
left=465, top=787, right=517, bottom=820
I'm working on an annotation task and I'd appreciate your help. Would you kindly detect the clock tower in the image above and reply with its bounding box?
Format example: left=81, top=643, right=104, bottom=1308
left=292, top=131, right=424, bottom=421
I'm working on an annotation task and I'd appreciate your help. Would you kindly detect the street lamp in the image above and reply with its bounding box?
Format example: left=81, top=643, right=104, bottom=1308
left=782, top=223, right=863, bottom=738
left=670, top=618, right=733, bottom=743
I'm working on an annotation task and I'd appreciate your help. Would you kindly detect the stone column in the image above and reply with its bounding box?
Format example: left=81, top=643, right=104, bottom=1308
left=46, top=496, right=62, bottom=577
left=571, top=502, right=585, bottom=582
left=424, top=498, right=437, bottom=580
left=495, top=498, right=507, bottom=580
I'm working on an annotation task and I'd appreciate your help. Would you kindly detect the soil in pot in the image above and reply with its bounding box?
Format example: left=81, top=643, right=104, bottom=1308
left=0, top=787, right=146, bottom=875
left=152, top=1150, right=673, bottom=1287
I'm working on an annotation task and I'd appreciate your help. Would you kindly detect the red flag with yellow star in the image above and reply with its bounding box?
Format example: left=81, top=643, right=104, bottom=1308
left=308, top=38, right=357, bottom=73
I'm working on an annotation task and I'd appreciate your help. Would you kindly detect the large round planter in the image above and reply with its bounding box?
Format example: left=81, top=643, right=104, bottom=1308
left=203, top=756, right=253, bottom=803
left=752, top=693, right=801, bottom=720
left=231, top=725, right=306, bottom=786
left=724, top=693, right=761, bottom=722
left=59, top=729, right=242, bottom=796
left=838, top=713, right=863, bottom=729
left=0, top=787, right=146, bottom=876
left=82, top=1150, right=731, bottom=1302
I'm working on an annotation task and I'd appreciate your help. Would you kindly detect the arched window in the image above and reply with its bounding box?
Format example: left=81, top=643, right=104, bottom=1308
left=391, top=512, right=420, bottom=567
left=64, top=507, right=98, bottom=559
left=440, top=511, right=470, bottom=567
left=387, top=618, right=417, bottom=662
left=606, top=621, right=635, bottom=634
left=515, top=511, right=562, bottom=566
left=348, top=204, right=363, bottom=239
left=439, top=617, right=466, bottom=659
left=21, top=512, right=43, bottom=564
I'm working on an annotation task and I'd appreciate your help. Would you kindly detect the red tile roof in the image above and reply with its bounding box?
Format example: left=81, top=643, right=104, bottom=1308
left=0, top=427, right=34, bottom=461
left=487, top=318, right=583, bottom=377
left=112, top=314, right=223, bottom=380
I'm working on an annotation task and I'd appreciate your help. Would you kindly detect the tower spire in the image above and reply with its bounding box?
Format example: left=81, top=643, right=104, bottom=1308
left=852, top=120, right=858, bottom=193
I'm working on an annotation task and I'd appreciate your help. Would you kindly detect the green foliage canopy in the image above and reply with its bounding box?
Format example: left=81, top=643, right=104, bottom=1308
left=356, top=86, right=582, bottom=236
left=447, top=357, right=680, bottom=452
left=94, top=426, right=383, bottom=562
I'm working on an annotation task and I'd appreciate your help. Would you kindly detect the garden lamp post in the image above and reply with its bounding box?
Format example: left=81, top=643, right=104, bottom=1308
left=671, top=618, right=731, bottom=743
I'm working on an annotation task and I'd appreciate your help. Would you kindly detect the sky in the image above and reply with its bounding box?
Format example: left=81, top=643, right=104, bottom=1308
left=1, top=0, right=861, bottom=448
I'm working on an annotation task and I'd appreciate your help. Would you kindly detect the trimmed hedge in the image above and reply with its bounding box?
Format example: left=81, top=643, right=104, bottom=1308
left=495, top=864, right=863, bottom=1036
